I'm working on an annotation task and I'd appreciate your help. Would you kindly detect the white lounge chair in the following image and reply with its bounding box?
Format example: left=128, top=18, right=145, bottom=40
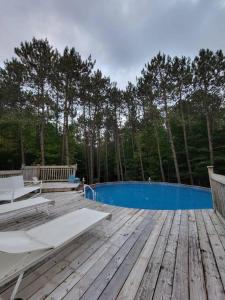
left=0, top=208, right=111, bottom=299
left=0, top=197, right=54, bottom=220
left=0, top=176, right=41, bottom=203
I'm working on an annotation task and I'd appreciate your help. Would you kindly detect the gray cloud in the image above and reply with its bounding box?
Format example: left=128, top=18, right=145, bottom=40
left=0, top=0, right=225, bottom=88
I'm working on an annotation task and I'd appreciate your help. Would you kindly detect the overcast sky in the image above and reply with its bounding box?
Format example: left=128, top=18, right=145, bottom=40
left=0, top=0, right=225, bottom=89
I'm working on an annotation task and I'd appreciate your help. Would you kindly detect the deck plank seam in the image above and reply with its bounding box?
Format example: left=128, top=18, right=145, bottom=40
left=135, top=210, right=175, bottom=299
left=79, top=211, right=159, bottom=300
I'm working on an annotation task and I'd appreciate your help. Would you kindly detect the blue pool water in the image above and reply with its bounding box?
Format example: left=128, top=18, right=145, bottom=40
left=85, top=182, right=212, bottom=210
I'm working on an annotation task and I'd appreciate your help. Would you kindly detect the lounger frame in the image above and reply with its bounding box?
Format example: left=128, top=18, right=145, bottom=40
left=0, top=208, right=111, bottom=299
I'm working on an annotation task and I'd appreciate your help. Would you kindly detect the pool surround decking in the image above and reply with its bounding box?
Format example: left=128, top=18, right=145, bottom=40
left=0, top=191, right=225, bottom=299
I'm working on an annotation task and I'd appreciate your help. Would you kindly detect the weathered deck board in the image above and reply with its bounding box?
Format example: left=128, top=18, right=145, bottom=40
left=171, top=211, right=189, bottom=300
left=0, top=192, right=225, bottom=300
left=188, top=210, right=207, bottom=300
left=208, top=210, right=225, bottom=251
left=80, top=211, right=159, bottom=300
left=135, top=211, right=175, bottom=299
left=152, top=210, right=181, bottom=300
left=201, top=210, right=225, bottom=292
left=195, top=210, right=225, bottom=300
left=116, top=211, right=168, bottom=300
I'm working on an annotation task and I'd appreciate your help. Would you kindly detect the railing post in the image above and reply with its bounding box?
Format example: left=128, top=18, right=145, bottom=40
left=207, top=165, right=214, bottom=180
left=73, top=164, right=77, bottom=176
left=207, top=166, right=215, bottom=211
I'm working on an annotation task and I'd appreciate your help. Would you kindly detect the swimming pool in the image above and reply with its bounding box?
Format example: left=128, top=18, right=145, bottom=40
left=85, top=182, right=212, bottom=210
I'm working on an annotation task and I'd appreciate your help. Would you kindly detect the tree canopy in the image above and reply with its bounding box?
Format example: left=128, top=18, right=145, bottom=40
left=0, top=37, right=225, bottom=186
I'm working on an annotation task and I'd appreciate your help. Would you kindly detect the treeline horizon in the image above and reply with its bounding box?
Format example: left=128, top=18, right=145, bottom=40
left=0, top=37, right=225, bottom=186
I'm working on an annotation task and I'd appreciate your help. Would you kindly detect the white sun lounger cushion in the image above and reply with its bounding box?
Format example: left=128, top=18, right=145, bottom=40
left=0, top=187, right=40, bottom=201
left=0, top=231, right=52, bottom=254
left=0, top=208, right=111, bottom=254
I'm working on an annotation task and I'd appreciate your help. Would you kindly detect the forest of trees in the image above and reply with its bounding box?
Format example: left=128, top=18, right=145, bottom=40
left=0, top=38, right=225, bottom=186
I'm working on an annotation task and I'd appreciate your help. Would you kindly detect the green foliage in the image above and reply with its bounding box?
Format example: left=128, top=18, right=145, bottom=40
left=0, top=39, right=225, bottom=187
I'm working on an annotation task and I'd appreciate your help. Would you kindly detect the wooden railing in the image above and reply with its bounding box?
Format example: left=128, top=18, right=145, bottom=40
left=208, top=166, right=225, bottom=218
left=22, top=165, right=77, bottom=181
left=39, top=165, right=77, bottom=181
left=0, top=165, right=77, bottom=182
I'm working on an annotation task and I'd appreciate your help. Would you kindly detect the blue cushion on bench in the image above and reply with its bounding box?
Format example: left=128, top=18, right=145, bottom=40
left=68, top=176, right=80, bottom=183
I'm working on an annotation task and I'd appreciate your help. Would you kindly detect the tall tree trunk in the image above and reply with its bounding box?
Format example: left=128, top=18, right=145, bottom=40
left=89, top=130, right=94, bottom=184
left=84, top=141, right=89, bottom=182
left=113, top=108, right=123, bottom=181
left=187, top=102, right=192, bottom=132
left=114, top=129, right=121, bottom=181
left=154, top=126, right=165, bottom=182
left=97, top=132, right=101, bottom=182
left=61, top=130, right=65, bottom=164
left=87, top=142, right=91, bottom=183
left=19, top=126, right=25, bottom=166
left=164, top=107, right=180, bottom=183
left=55, top=91, right=60, bottom=131
left=130, top=129, right=135, bottom=158
left=83, top=106, right=89, bottom=182
left=180, top=106, right=193, bottom=185
left=136, top=136, right=145, bottom=181
left=167, top=120, right=180, bottom=183
left=64, top=117, right=69, bottom=165
left=163, top=97, right=180, bottom=183
left=40, top=120, right=45, bottom=165
left=83, top=137, right=89, bottom=183
left=120, top=134, right=127, bottom=180
left=89, top=143, right=93, bottom=183
left=40, top=86, right=45, bottom=166
left=206, top=112, right=214, bottom=165
left=117, top=137, right=124, bottom=181
left=167, top=121, right=180, bottom=182
left=63, top=91, right=70, bottom=165
left=104, top=134, right=109, bottom=182
left=115, top=146, right=120, bottom=181
left=87, top=103, right=93, bottom=183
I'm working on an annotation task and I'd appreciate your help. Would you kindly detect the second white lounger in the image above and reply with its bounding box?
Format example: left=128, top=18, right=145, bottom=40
left=0, top=208, right=111, bottom=300
left=0, top=197, right=54, bottom=219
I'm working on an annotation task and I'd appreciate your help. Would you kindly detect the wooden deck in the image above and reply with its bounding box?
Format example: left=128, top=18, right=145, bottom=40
left=1, top=191, right=225, bottom=299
